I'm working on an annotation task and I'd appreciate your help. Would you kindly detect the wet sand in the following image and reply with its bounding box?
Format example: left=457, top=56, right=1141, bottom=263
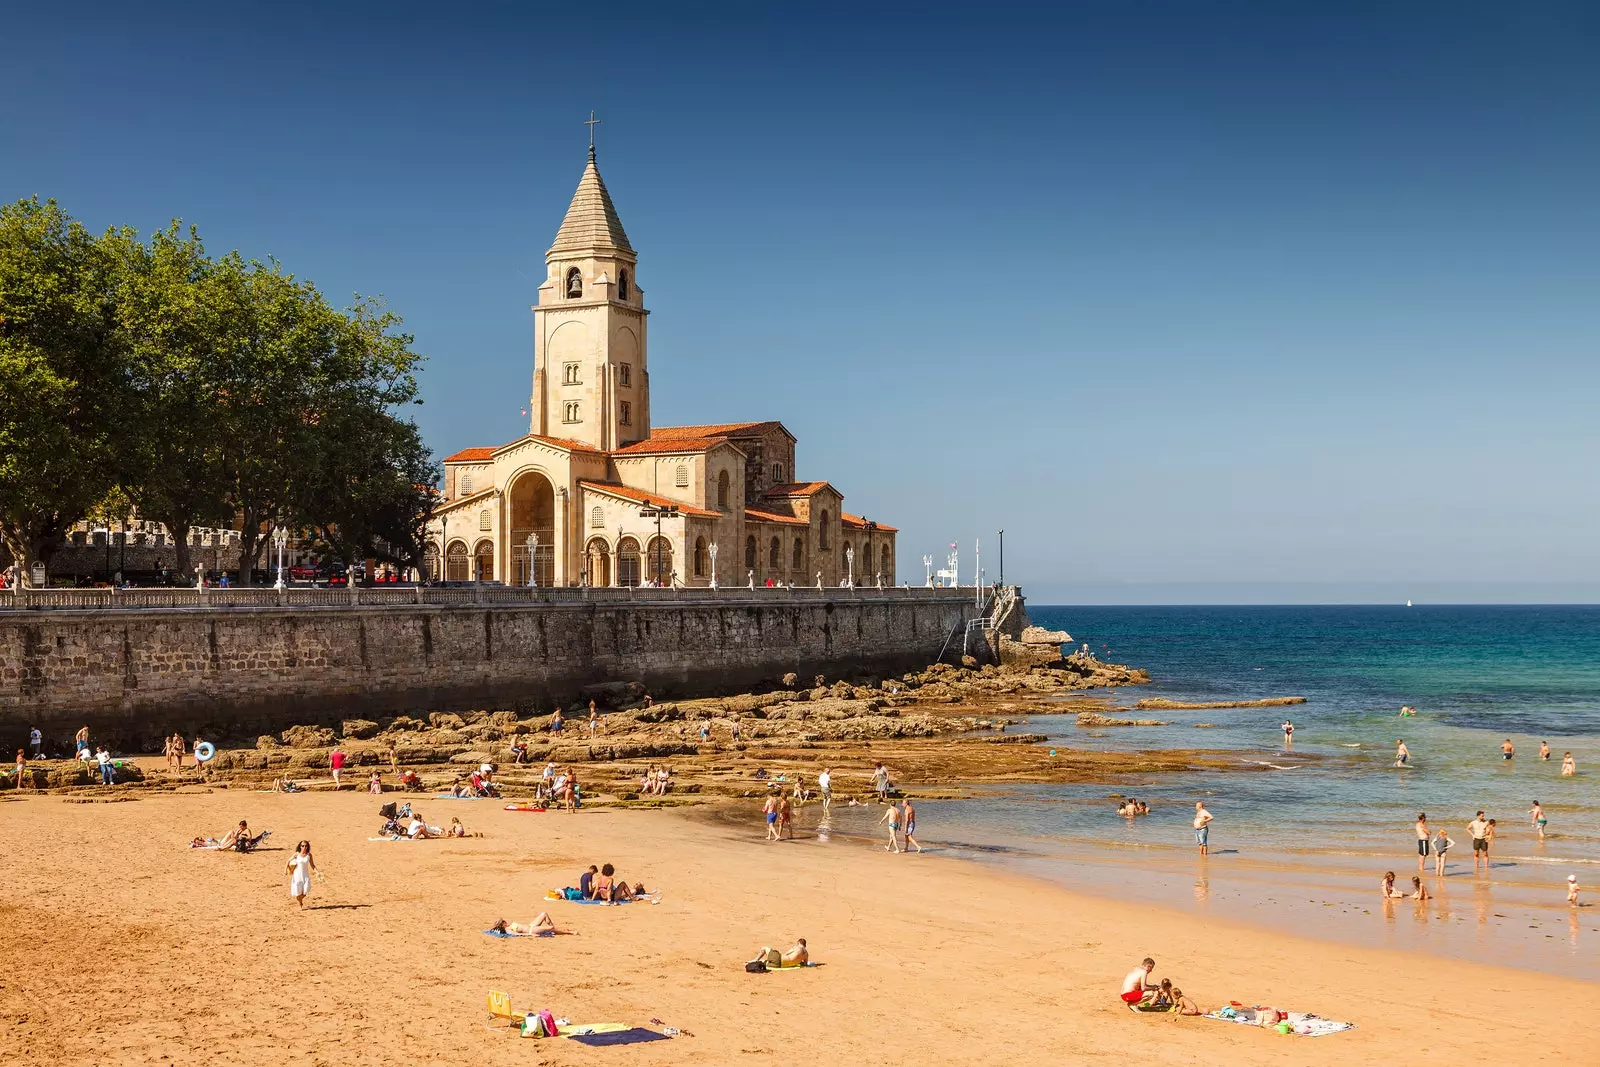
left=0, top=789, right=1581, bottom=1065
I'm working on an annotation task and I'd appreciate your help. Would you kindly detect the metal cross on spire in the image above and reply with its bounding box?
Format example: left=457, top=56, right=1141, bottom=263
left=585, top=110, right=601, bottom=151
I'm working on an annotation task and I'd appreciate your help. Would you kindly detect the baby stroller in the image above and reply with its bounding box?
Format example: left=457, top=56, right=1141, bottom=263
left=377, top=801, right=413, bottom=837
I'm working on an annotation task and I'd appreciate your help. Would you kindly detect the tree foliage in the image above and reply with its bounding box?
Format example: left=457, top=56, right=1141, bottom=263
left=0, top=199, right=436, bottom=585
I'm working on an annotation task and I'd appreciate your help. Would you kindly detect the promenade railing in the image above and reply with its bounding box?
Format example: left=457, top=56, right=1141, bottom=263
left=0, top=583, right=988, bottom=613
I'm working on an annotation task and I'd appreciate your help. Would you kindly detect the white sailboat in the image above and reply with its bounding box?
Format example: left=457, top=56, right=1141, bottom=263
left=1405, top=600, right=1413, bottom=608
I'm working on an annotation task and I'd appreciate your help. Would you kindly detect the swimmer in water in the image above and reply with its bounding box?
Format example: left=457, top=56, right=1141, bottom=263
left=1395, top=739, right=1410, bottom=767
left=1281, top=720, right=1294, bottom=745
left=1399, top=705, right=1416, bottom=717
left=1540, top=741, right=1551, bottom=761
left=1561, top=752, right=1576, bottom=776
left=1501, top=738, right=1515, bottom=761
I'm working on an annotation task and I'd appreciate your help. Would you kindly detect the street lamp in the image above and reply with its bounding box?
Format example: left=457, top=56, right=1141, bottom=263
left=708, top=542, right=719, bottom=589
left=922, top=554, right=933, bottom=587
left=845, top=545, right=854, bottom=588
left=272, top=527, right=289, bottom=590
left=526, top=532, right=538, bottom=587
left=998, top=528, right=1004, bottom=588
left=637, top=501, right=678, bottom=587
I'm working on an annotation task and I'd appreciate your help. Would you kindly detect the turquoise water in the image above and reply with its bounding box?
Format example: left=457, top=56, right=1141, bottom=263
left=803, top=606, right=1600, bottom=977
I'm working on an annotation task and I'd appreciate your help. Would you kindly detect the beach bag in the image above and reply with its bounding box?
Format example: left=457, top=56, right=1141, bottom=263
left=745, top=960, right=767, bottom=973
left=521, top=1010, right=559, bottom=1037
left=563, top=887, right=584, bottom=900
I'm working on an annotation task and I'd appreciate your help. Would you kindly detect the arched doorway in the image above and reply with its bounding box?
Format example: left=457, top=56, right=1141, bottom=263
left=617, top=537, right=642, bottom=587
left=445, top=539, right=469, bottom=581
left=693, top=536, right=708, bottom=580
left=508, top=470, right=556, bottom=586
left=645, top=536, right=674, bottom=586
left=880, top=543, right=892, bottom=581
left=585, top=537, right=611, bottom=587
left=423, top=542, right=441, bottom=581
left=473, top=539, right=495, bottom=582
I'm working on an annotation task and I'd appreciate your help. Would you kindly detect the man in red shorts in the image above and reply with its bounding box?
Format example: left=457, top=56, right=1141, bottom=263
left=1121, top=958, right=1157, bottom=1008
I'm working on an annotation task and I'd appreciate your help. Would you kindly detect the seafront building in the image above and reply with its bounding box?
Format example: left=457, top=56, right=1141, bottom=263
left=426, top=146, right=897, bottom=588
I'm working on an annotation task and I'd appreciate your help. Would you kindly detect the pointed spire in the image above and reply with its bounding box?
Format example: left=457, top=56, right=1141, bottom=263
left=548, top=146, right=634, bottom=259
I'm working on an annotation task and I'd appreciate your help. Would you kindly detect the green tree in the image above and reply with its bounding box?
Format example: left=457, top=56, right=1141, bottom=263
left=0, top=198, right=131, bottom=585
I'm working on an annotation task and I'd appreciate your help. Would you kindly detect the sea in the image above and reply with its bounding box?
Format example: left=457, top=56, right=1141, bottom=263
left=803, top=605, right=1600, bottom=979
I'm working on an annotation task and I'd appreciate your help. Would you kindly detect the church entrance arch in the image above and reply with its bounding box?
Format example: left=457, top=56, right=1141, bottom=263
left=423, top=543, right=441, bottom=581
left=646, top=536, right=674, bottom=586
left=473, top=539, right=495, bottom=581
left=445, top=540, right=469, bottom=582
left=617, top=537, right=642, bottom=587
left=508, top=469, right=556, bottom=586
left=585, top=537, right=611, bottom=587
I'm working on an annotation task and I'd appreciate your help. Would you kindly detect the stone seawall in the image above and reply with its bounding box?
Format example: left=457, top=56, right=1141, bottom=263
left=0, top=593, right=980, bottom=746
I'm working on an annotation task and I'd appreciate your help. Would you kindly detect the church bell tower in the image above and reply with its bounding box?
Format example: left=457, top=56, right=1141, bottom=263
left=529, top=140, right=649, bottom=451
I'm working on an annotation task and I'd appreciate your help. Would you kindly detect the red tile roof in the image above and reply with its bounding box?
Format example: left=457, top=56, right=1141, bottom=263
left=442, top=446, right=496, bottom=463
left=842, top=512, right=898, bottom=533
left=613, top=436, right=730, bottom=456
left=498, top=433, right=606, bottom=457
left=431, top=487, right=499, bottom=515
left=651, top=420, right=791, bottom=441
left=765, top=481, right=835, bottom=498
left=578, top=481, right=721, bottom=518
left=744, top=507, right=807, bottom=527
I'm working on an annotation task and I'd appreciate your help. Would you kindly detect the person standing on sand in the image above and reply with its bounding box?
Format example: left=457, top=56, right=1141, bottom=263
left=329, top=747, right=346, bottom=789
left=1568, top=875, right=1581, bottom=906
left=562, top=768, right=578, bottom=813
left=29, top=726, right=42, bottom=759
left=1561, top=752, right=1576, bottom=776
left=901, top=798, right=923, bottom=853
left=1468, top=812, right=1491, bottom=874
left=778, top=794, right=794, bottom=839
left=1530, top=801, right=1547, bottom=840
left=1433, top=828, right=1452, bottom=876
left=1193, top=802, right=1214, bottom=856
left=818, top=768, right=832, bottom=810
left=1540, top=741, right=1551, bottom=761
left=172, top=733, right=185, bottom=770
left=879, top=801, right=902, bottom=853
left=1501, top=738, right=1515, bottom=761
left=588, top=700, right=599, bottom=737
left=286, top=840, right=316, bottom=908
left=763, top=793, right=781, bottom=841
left=1395, top=739, right=1410, bottom=767
left=1415, top=814, right=1431, bottom=873
left=14, top=749, right=27, bottom=792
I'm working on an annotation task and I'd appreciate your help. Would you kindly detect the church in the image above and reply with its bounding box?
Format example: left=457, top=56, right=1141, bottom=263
left=425, top=145, right=897, bottom=589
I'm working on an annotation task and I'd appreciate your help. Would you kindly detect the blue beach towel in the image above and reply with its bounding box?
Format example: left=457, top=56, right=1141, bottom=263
left=483, top=928, right=553, bottom=938
left=566, top=1027, right=671, bottom=1046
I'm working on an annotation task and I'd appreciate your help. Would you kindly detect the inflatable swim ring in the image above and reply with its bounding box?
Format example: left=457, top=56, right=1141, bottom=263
left=194, top=741, right=216, bottom=763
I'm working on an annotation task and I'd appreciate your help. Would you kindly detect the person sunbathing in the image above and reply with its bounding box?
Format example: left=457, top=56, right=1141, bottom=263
left=592, top=863, right=618, bottom=902
left=748, top=939, right=808, bottom=967
left=491, top=914, right=575, bottom=936
left=407, top=816, right=439, bottom=839
left=216, top=821, right=249, bottom=849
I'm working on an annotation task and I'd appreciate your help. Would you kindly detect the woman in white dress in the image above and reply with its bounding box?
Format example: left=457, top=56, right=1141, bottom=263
left=287, top=840, right=316, bottom=908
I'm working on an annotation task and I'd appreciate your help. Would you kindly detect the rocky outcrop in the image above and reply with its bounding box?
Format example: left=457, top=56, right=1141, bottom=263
left=1076, top=712, right=1170, bottom=727
left=1135, top=696, right=1305, bottom=710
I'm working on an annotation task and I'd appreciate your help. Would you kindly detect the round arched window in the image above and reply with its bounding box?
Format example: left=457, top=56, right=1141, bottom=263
left=618, top=268, right=630, bottom=300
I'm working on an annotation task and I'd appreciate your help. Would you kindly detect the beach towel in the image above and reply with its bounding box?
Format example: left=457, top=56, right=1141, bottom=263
left=767, top=961, right=821, bottom=970
left=566, top=1027, right=670, bottom=1046
left=1205, top=1007, right=1354, bottom=1037
left=547, top=889, right=638, bottom=904
left=562, top=1023, right=629, bottom=1036
left=504, top=804, right=547, bottom=812
left=483, top=928, right=554, bottom=938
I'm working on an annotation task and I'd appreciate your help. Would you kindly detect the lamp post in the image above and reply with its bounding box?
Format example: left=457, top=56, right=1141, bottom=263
left=273, top=527, right=288, bottom=590
left=708, top=542, right=719, bottom=589
left=998, top=528, right=1004, bottom=588
left=526, top=532, right=538, bottom=587
left=922, top=554, right=933, bottom=588
left=638, top=501, right=678, bottom=587
left=845, top=545, right=854, bottom=588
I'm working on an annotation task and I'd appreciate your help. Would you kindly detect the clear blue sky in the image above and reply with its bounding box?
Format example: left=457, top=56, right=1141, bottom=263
left=5, top=2, right=1597, bottom=603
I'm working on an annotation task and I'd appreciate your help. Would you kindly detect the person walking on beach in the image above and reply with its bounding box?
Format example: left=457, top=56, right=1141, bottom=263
left=901, top=798, right=923, bottom=853
left=1193, top=802, right=1214, bottom=856
left=1540, top=741, right=1552, bottom=761
left=588, top=700, right=599, bottom=737
left=1395, top=739, right=1410, bottom=767
left=763, top=792, right=781, bottom=841
left=818, top=768, right=833, bottom=810
left=1433, top=828, right=1452, bottom=876
left=1568, top=875, right=1581, bottom=906
left=1486, top=819, right=1497, bottom=857
left=1468, top=811, right=1491, bottom=874
left=329, top=747, right=345, bottom=789
left=1530, top=801, right=1548, bottom=840
left=1501, top=738, right=1515, bottom=761
left=1561, top=752, right=1576, bottom=776
left=13, top=749, right=27, bottom=792
left=873, top=762, right=891, bottom=802
left=1415, top=813, right=1431, bottom=873
left=171, top=733, right=185, bottom=770
left=28, top=726, right=41, bottom=759
left=879, top=801, right=902, bottom=853
left=286, top=840, right=316, bottom=909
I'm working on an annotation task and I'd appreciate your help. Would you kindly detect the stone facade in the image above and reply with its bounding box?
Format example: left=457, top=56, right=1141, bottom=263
left=426, top=146, right=898, bottom=590
left=0, top=592, right=978, bottom=746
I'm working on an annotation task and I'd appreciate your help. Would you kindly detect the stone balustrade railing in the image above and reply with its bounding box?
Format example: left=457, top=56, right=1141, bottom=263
left=0, top=583, right=990, bottom=613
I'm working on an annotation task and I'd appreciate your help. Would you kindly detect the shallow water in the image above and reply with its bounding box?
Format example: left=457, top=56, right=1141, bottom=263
left=797, top=606, right=1600, bottom=978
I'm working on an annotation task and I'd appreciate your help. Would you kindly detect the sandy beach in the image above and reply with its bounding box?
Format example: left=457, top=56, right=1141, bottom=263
left=0, top=789, right=1578, bottom=1066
